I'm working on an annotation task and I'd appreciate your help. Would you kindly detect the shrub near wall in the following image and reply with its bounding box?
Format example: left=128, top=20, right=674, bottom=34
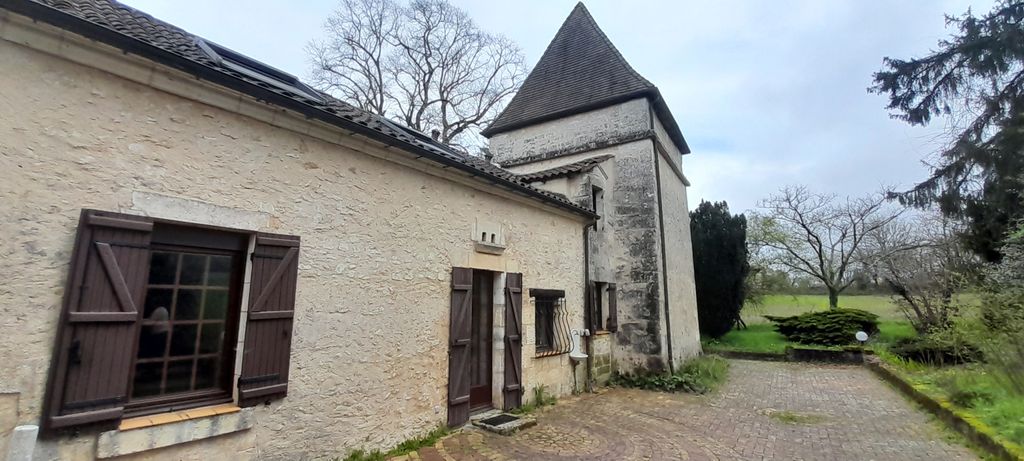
left=765, top=309, right=879, bottom=346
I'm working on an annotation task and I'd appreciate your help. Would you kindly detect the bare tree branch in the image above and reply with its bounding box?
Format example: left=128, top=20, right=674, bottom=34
left=308, top=0, right=525, bottom=148
left=749, top=186, right=904, bottom=309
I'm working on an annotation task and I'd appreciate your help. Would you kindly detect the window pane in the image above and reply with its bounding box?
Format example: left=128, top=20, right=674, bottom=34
left=199, top=323, right=225, bottom=354
left=143, top=288, right=173, bottom=319
left=148, top=252, right=178, bottom=285
left=203, top=290, right=229, bottom=320
left=169, top=325, right=198, bottom=357
left=132, top=362, right=163, bottom=398
left=535, top=299, right=553, bottom=350
left=195, top=358, right=218, bottom=390
left=179, top=254, right=207, bottom=285
left=207, top=256, right=232, bottom=287
left=175, top=289, right=202, bottom=320
left=137, top=323, right=169, bottom=359
left=165, top=360, right=193, bottom=393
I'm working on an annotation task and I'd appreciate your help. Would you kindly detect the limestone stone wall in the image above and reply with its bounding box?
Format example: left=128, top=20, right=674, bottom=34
left=495, top=112, right=671, bottom=373
left=0, top=28, right=587, bottom=460
left=652, top=111, right=686, bottom=173
left=489, top=99, right=650, bottom=166
left=656, top=155, right=703, bottom=363
left=590, top=334, right=613, bottom=385
left=489, top=97, right=703, bottom=373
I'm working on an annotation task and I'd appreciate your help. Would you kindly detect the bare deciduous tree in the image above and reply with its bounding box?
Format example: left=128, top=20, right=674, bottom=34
left=868, top=214, right=977, bottom=333
left=308, top=0, right=526, bottom=148
left=749, top=186, right=903, bottom=309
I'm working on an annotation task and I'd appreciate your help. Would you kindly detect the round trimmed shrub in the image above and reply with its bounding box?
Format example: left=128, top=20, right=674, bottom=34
left=765, top=309, right=879, bottom=346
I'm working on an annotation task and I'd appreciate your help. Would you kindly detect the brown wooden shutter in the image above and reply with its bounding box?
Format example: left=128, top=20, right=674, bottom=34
left=446, top=267, right=473, bottom=427
left=238, top=233, right=299, bottom=407
left=503, top=273, right=524, bottom=410
left=587, top=281, right=599, bottom=332
left=43, top=210, right=153, bottom=431
left=606, top=283, right=618, bottom=332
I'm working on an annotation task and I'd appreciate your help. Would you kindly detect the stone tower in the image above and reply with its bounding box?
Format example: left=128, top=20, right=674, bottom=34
left=483, top=3, right=701, bottom=374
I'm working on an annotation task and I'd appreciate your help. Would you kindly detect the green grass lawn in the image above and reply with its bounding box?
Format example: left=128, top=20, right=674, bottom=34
left=706, top=321, right=915, bottom=354
left=743, top=294, right=906, bottom=323
left=705, top=294, right=917, bottom=354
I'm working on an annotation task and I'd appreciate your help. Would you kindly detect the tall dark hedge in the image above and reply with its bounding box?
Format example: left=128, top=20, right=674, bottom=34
left=690, top=201, right=750, bottom=338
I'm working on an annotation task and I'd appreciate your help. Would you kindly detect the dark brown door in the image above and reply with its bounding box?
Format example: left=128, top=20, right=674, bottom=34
left=469, top=270, right=493, bottom=411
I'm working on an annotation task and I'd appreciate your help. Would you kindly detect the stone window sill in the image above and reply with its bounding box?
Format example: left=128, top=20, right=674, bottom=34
left=118, top=403, right=240, bottom=431
left=474, top=241, right=506, bottom=255
left=97, top=405, right=253, bottom=459
left=593, top=330, right=611, bottom=336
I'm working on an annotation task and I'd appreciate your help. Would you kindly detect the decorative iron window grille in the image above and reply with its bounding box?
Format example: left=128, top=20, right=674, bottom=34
left=534, top=293, right=572, bottom=357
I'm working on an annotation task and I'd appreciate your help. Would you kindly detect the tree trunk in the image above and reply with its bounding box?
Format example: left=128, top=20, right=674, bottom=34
left=828, top=288, right=839, bottom=310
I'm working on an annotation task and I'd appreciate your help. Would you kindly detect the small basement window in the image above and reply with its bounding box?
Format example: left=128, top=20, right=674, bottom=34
left=197, top=39, right=324, bottom=103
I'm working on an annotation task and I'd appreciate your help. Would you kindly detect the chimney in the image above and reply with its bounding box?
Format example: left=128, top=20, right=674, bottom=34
left=480, top=147, right=494, bottom=163
left=431, top=129, right=440, bottom=141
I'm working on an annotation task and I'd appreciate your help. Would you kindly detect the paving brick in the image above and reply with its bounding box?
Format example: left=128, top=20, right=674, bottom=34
left=408, top=360, right=977, bottom=460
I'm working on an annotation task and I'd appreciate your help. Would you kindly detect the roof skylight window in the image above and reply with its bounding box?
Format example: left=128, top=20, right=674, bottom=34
left=196, top=39, right=324, bottom=103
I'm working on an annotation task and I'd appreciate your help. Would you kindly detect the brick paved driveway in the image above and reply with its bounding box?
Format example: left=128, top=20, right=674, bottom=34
left=401, top=360, right=977, bottom=461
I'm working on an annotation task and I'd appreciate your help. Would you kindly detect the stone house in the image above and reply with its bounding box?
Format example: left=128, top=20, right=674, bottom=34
left=0, top=1, right=699, bottom=460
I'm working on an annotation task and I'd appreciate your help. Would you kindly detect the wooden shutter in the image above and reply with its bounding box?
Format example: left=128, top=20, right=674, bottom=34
left=503, top=273, right=523, bottom=410
left=43, top=210, right=153, bottom=431
left=606, top=283, right=618, bottom=332
left=587, top=281, right=599, bottom=332
left=238, top=233, right=300, bottom=407
left=446, top=267, right=473, bottom=427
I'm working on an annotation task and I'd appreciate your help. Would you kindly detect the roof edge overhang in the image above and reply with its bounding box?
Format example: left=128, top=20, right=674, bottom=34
left=1, top=0, right=597, bottom=221
left=481, top=89, right=691, bottom=156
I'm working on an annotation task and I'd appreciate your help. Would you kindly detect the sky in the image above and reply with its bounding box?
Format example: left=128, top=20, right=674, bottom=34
left=121, top=0, right=996, bottom=213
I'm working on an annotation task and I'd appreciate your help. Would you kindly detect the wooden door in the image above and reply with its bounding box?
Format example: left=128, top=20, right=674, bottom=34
left=469, top=270, right=493, bottom=411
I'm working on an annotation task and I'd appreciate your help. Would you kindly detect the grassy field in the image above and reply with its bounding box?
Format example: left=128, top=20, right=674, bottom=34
left=705, top=294, right=917, bottom=354
left=742, top=294, right=906, bottom=323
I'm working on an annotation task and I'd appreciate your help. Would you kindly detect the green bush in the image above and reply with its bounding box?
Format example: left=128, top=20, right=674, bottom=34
left=764, top=309, right=879, bottom=346
left=611, top=355, right=729, bottom=394
left=889, top=327, right=982, bottom=365
left=938, top=373, right=996, bottom=408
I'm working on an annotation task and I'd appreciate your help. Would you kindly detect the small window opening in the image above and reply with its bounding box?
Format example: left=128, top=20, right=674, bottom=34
left=481, top=232, right=487, bottom=242
left=490, top=233, right=496, bottom=243
left=533, top=292, right=570, bottom=357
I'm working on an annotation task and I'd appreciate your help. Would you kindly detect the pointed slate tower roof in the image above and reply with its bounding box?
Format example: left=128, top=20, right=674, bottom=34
left=482, top=3, right=689, bottom=154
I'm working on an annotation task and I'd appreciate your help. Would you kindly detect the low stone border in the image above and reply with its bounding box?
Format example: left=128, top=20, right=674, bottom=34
left=867, top=360, right=1024, bottom=461
left=709, top=347, right=868, bottom=364
left=707, top=349, right=787, bottom=361
left=785, top=346, right=867, bottom=363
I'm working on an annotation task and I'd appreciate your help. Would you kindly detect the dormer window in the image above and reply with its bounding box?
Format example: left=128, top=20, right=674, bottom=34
left=197, top=39, right=324, bottom=103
